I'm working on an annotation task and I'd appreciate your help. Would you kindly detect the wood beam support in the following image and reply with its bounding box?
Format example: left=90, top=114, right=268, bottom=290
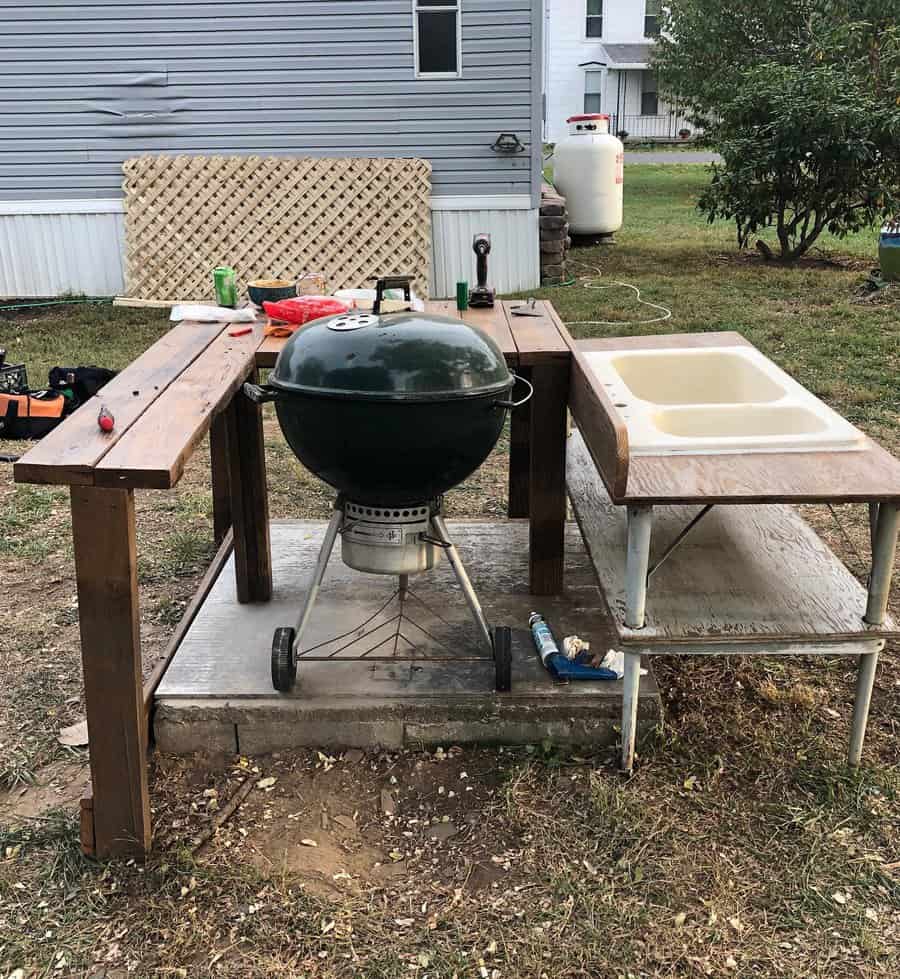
left=71, top=486, right=150, bottom=859
left=528, top=360, right=569, bottom=595
left=225, top=371, right=272, bottom=603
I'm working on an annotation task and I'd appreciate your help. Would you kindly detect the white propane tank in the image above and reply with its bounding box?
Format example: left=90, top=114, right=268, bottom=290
left=553, top=114, right=623, bottom=235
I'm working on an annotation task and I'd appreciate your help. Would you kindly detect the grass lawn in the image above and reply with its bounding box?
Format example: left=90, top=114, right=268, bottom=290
left=0, top=166, right=897, bottom=977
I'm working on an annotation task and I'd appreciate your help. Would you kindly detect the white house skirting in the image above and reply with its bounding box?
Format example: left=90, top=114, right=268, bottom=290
left=0, top=197, right=539, bottom=299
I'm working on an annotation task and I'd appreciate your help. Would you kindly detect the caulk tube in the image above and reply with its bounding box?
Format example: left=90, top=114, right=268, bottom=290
left=529, top=612, right=560, bottom=666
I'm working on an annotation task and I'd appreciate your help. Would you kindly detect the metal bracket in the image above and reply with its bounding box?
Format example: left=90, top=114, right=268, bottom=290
left=646, top=504, right=714, bottom=581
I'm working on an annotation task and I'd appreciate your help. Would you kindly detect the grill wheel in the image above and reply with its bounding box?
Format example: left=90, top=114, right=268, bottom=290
left=271, top=626, right=297, bottom=692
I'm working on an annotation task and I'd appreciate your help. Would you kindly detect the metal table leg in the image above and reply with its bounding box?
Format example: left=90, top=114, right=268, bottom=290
left=864, top=502, right=898, bottom=626
left=621, top=505, right=653, bottom=773
left=850, top=502, right=898, bottom=766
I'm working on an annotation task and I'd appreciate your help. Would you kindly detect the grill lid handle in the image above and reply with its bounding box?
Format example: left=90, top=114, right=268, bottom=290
left=243, top=382, right=283, bottom=404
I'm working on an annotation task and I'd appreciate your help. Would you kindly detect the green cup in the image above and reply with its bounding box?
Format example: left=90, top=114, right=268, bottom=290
left=456, top=280, right=469, bottom=311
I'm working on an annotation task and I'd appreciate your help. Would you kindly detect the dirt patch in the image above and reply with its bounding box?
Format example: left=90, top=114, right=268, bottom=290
left=0, top=758, right=90, bottom=823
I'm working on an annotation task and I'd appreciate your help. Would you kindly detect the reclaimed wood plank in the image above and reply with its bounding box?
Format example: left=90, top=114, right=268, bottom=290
left=94, top=322, right=265, bottom=489
left=529, top=360, right=570, bottom=594
left=210, top=410, right=231, bottom=545
left=508, top=366, right=532, bottom=518
left=547, top=304, right=629, bottom=500
left=226, top=374, right=273, bottom=604
left=567, top=430, right=899, bottom=644
left=626, top=442, right=900, bottom=504
left=71, top=486, right=150, bottom=858
left=568, top=351, right=630, bottom=501
left=503, top=300, right=569, bottom=365
left=14, top=320, right=226, bottom=486
left=255, top=333, right=282, bottom=369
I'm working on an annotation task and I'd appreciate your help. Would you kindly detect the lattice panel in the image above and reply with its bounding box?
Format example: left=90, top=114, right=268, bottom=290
left=122, top=156, right=432, bottom=301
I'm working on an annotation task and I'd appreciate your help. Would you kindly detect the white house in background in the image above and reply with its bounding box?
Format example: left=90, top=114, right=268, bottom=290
left=543, top=0, right=693, bottom=143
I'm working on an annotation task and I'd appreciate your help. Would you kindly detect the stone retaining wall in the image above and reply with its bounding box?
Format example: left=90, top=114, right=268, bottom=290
left=540, top=182, right=571, bottom=286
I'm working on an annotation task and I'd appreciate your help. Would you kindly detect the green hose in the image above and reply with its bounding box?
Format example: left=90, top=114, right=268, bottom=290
left=0, top=297, right=113, bottom=312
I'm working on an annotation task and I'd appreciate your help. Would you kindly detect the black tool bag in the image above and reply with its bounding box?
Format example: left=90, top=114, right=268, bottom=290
left=48, top=365, right=117, bottom=413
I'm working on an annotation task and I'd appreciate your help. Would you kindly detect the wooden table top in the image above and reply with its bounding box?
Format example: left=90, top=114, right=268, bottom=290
left=571, top=331, right=900, bottom=505
left=254, top=299, right=571, bottom=369
left=14, top=299, right=571, bottom=490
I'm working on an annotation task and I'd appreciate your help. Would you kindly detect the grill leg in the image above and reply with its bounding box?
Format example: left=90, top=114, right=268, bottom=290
left=431, top=514, right=493, bottom=654
left=292, top=506, right=343, bottom=655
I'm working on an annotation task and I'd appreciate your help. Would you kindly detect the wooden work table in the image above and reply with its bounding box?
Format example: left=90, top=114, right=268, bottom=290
left=13, top=298, right=572, bottom=858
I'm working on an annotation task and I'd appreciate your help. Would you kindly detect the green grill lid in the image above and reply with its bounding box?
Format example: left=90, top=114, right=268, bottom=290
left=269, top=311, right=512, bottom=401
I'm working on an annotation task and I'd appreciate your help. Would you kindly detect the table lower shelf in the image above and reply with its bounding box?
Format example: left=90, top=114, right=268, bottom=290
left=567, top=430, right=897, bottom=648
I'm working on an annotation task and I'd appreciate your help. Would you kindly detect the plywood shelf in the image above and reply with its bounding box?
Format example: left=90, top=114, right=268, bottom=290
left=567, top=430, right=897, bottom=649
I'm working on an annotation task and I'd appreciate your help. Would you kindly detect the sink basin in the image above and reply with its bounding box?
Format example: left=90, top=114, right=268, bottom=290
left=609, top=349, right=785, bottom=404
left=585, top=345, right=864, bottom=455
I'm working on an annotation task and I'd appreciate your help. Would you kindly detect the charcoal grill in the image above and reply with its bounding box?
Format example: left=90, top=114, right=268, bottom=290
left=244, top=285, right=532, bottom=693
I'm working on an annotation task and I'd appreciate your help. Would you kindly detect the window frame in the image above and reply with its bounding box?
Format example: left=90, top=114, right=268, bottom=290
left=584, top=69, right=603, bottom=114
left=644, top=0, right=661, bottom=37
left=640, top=70, right=659, bottom=115
left=585, top=0, right=603, bottom=40
left=413, top=0, right=463, bottom=79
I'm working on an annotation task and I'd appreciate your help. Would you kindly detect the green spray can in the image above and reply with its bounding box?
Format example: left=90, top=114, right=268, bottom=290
left=213, top=266, right=237, bottom=308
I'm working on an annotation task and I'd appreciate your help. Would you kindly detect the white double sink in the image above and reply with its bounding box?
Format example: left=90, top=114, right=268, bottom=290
left=585, top=345, right=864, bottom=455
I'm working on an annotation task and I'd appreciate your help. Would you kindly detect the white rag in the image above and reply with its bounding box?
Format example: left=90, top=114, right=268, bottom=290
left=170, top=304, right=256, bottom=323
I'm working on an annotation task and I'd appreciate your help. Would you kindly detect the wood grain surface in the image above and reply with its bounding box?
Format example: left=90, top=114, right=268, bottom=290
left=70, top=486, right=150, bottom=858
left=567, top=430, right=898, bottom=645
left=94, top=321, right=264, bottom=489
left=572, top=331, right=900, bottom=504
left=13, top=320, right=226, bottom=486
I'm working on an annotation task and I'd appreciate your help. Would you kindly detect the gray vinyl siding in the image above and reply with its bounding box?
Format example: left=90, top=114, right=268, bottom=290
left=0, top=1, right=540, bottom=201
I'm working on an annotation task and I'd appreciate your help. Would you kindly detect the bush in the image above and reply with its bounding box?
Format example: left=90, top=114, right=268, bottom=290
left=655, top=0, right=900, bottom=261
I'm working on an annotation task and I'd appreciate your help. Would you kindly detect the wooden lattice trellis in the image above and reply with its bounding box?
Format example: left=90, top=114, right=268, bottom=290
left=122, top=155, right=432, bottom=301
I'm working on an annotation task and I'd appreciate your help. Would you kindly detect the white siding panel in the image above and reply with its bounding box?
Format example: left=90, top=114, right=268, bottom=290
left=430, top=205, right=539, bottom=298
left=0, top=199, right=539, bottom=298
left=0, top=207, right=125, bottom=297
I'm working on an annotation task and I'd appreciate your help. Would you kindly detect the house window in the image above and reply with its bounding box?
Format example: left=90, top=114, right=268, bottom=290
left=414, top=0, right=461, bottom=77
left=586, top=0, right=603, bottom=38
left=644, top=0, right=661, bottom=37
left=641, top=70, right=659, bottom=115
left=584, top=71, right=603, bottom=113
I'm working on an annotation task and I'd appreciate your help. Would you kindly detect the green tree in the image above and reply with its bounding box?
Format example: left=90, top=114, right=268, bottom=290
left=654, top=0, right=900, bottom=261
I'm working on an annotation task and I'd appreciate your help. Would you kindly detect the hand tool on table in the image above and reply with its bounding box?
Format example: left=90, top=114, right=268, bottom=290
left=510, top=298, right=543, bottom=317
left=468, top=234, right=496, bottom=308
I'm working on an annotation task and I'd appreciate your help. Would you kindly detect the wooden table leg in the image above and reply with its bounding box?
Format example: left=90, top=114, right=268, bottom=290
left=226, top=371, right=272, bottom=603
left=508, top=366, right=532, bottom=519
left=621, top=504, right=653, bottom=774
left=528, top=360, right=569, bottom=595
left=71, top=486, right=150, bottom=859
left=210, top=409, right=231, bottom=546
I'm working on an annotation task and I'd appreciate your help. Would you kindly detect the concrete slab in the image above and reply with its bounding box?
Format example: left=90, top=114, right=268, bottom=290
left=154, top=521, right=662, bottom=753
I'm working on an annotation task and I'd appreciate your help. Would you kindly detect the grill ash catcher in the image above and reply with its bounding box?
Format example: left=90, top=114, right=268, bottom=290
left=244, top=277, right=533, bottom=694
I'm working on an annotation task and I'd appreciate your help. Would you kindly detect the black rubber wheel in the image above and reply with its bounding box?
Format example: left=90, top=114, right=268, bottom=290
left=271, top=627, right=297, bottom=692
left=493, top=626, right=512, bottom=693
